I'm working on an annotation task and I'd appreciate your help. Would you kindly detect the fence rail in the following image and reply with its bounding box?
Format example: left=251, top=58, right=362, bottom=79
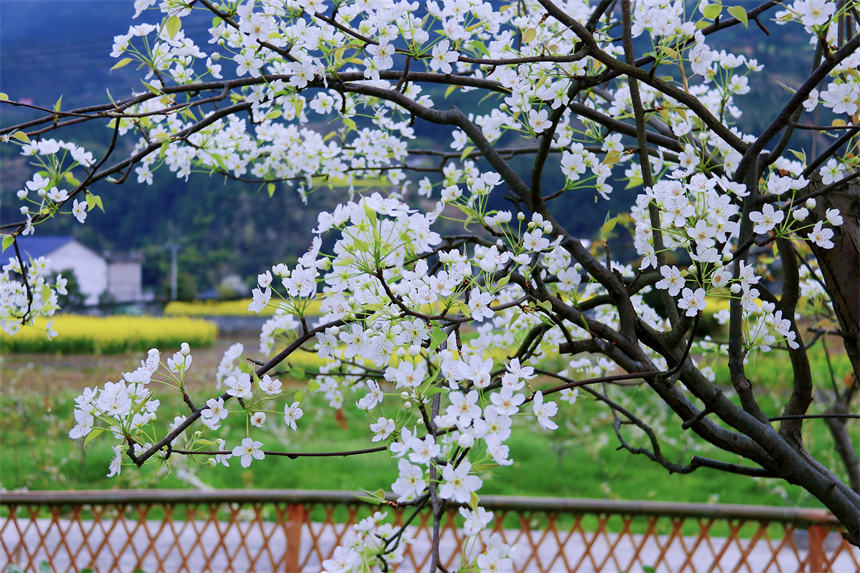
left=1, top=489, right=858, bottom=572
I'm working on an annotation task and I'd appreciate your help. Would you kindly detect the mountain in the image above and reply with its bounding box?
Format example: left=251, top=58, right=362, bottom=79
left=0, top=1, right=824, bottom=297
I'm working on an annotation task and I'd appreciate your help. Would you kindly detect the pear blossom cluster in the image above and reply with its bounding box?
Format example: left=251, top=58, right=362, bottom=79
left=633, top=159, right=844, bottom=353
left=0, top=256, right=64, bottom=336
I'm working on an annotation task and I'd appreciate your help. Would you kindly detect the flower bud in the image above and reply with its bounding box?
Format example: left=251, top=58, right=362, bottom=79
left=805, top=198, right=816, bottom=209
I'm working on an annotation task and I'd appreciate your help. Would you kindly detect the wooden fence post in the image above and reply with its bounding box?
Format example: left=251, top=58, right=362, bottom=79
left=808, top=524, right=825, bottom=573
left=284, top=504, right=306, bottom=573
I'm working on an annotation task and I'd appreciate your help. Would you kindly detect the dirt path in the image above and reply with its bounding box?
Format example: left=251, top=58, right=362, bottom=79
left=1, top=334, right=260, bottom=396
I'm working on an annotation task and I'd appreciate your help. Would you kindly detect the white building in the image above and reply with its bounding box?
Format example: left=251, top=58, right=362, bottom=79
left=16, top=236, right=144, bottom=306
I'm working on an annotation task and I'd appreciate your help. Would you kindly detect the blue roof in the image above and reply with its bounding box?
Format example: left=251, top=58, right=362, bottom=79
left=14, top=236, right=76, bottom=260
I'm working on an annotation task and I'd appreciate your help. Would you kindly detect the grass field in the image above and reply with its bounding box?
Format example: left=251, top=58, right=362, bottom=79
left=1, top=332, right=855, bottom=512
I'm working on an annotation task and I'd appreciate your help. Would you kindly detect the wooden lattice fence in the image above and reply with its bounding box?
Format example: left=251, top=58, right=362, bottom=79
left=2, top=490, right=858, bottom=572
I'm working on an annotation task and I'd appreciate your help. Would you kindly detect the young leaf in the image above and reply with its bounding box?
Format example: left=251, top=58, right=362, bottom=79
left=141, top=81, right=162, bottom=96
left=110, top=57, right=134, bottom=71
left=599, top=215, right=618, bottom=240
left=604, top=150, right=622, bottom=167
left=1, top=235, right=14, bottom=253
left=84, top=427, right=105, bottom=447
left=54, top=95, right=63, bottom=112
left=703, top=2, right=722, bottom=20
left=165, top=15, right=181, bottom=39
left=86, top=194, right=105, bottom=212
left=289, top=367, right=306, bottom=380
left=0, top=93, right=8, bottom=101
left=728, top=5, right=748, bottom=27
left=12, top=131, right=30, bottom=143
left=522, top=28, right=537, bottom=43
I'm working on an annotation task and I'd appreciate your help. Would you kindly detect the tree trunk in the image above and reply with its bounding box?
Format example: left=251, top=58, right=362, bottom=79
left=810, top=182, right=860, bottom=387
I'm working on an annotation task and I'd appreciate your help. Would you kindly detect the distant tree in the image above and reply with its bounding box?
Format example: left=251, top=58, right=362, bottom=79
left=1, top=0, right=859, bottom=566
left=50, top=268, right=85, bottom=309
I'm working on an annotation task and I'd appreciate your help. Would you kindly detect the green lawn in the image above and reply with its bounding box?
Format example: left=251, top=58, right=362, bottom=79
left=2, top=340, right=855, bottom=512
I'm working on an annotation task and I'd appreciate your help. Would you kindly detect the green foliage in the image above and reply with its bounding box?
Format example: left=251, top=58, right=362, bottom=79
left=1, top=347, right=850, bottom=508
left=50, top=268, right=85, bottom=309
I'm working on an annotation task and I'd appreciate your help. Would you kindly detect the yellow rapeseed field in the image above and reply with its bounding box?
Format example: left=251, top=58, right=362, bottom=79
left=165, top=299, right=276, bottom=316
left=164, top=299, right=324, bottom=317
left=0, top=315, right=217, bottom=354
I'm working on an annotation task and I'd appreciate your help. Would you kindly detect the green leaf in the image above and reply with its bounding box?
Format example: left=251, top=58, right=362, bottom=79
left=53, top=96, right=63, bottom=113
left=789, top=149, right=807, bottom=164
left=460, top=145, right=475, bottom=161
left=289, top=367, right=306, bottom=380
left=468, top=40, right=489, bottom=57
left=522, top=28, right=536, bottom=43
left=1, top=235, right=14, bottom=253
left=355, top=488, right=386, bottom=505
left=293, top=389, right=305, bottom=403
left=267, top=183, right=276, bottom=197
left=293, top=97, right=304, bottom=117
left=342, top=117, right=357, bottom=132
left=430, top=326, right=447, bottom=350
left=469, top=492, right=480, bottom=512
left=64, top=172, right=81, bottom=186
left=599, top=215, right=618, bottom=240
left=38, top=561, right=53, bottom=573
left=0, top=92, right=8, bottom=101
left=444, top=84, right=456, bottom=98
left=333, top=46, right=347, bottom=66
left=307, top=379, right=321, bottom=392
left=624, top=175, right=643, bottom=190
left=728, top=5, right=748, bottom=27
left=84, top=427, right=104, bottom=447
left=604, top=150, right=622, bottom=167
left=12, top=131, right=30, bottom=143
left=165, top=15, right=181, bottom=39
left=111, top=57, right=134, bottom=71
left=86, top=194, right=105, bottom=212
left=141, top=81, right=162, bottom=96
left=702, top=2, right=722, bottom=20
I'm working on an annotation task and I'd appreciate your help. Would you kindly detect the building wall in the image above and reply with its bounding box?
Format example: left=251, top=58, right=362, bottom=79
left=107, top=261, right=143, bottom=302
left=44, top=242, right=107, bottom=306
